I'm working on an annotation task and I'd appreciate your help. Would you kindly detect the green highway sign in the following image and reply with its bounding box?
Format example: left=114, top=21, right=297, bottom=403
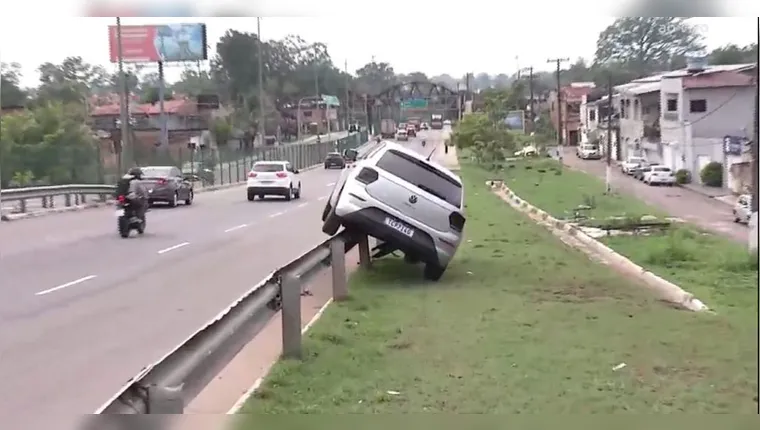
left=320, top=95, right=340, bottom=106
left=401, top=99, right=428, bottom=109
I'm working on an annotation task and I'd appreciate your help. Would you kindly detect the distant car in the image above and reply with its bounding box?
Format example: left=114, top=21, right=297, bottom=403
left=246, top=161, right=301, bottom=201
left=443, top=119, right=452, bottom=126
left=733, top=194, right=752, bottom=224
left=633, top=163, right=659, bottom=181
left=324, top=152, right=346, bottom=169
left=621, top=156, right=647, bottom=174
left=321, top=140, right=465, bottom=281
left=395, top=129, right=409, bottom=141
left=406, top=124, right=417, bottom=137
left=348, top=123, right=359, bottom=133
left=343, top=148, right=359, bottom=167
left=420, top=122, right=429, bottom=130
left=141, top=166, right=194, bottom=207
left=576, top=144, right=602, bottom=160
left=643, top=165, right=675, bottom=186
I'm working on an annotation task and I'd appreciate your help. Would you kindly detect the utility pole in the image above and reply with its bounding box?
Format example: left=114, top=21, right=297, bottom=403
left=116, top=17, right=129, bottom=174
left=344, top=59, right=351, bottom=130
left=547, top=57, right=569, bottom=149
left=606, top=74, right=613, bottom=194
left=519, top=67, right=535, bottom=132
left=257, top=18, right=265, bottom=145
left=749, top=17, right=759, bottom=252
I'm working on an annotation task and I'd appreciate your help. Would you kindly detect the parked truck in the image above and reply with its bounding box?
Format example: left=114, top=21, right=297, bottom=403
left=430, top=114, right=443, bottom=130
left=380, top=118, right=397, bottom=138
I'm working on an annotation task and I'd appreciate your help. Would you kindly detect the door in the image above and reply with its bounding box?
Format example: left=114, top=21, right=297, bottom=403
left=568, top=130, right=579, bottom=146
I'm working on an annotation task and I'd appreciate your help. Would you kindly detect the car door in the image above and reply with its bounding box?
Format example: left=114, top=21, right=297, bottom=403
left=171, top=167, right=188, bottom=199
left=285, top=163, right=296, bottom=185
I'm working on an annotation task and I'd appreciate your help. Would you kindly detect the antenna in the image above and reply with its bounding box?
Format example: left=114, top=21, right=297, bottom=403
left=426, top=146, right=436, bottom=161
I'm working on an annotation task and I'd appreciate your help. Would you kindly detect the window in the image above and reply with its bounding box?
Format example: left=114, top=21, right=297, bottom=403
left=170, top=167, right=182, bottom=177
left=689, top=99, right=707, bottom=113
left=376, top=150, right=462, bottom=208
left=633, top=99, right=639, bottom=119
left=666, top=98, right=678, bottom=112
left=253, top=163, right=285, bottom=172
left=588, top=110, right=596, bottom=122
left=141, top=167, right=173, bottom=178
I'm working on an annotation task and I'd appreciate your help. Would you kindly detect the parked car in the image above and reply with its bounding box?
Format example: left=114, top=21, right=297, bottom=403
left=324, top=152, right=346, bottom=169
left=246, top=161, right=301, bottom=201
left=321, top=140, right=465, bottom=281
left=643, top=165, right=675, bottom=186
left=621, top=156, right=647, bottom=174
left=576, top=144, right=602, bottom=160
left=140, top=166, right=194, bottom=207
left=733, top=194, right=752, bottom=224
left=633, top=163, right=659, bottom=181
left=395, top=128, right=409, bottom=141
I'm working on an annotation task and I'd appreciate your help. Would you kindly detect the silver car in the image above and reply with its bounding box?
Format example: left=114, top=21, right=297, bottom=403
left=321, top=141, right=465, bottom=281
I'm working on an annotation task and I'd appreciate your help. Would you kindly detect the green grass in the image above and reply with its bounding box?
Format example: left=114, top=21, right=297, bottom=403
left=234, top=161, right=758, bottom=420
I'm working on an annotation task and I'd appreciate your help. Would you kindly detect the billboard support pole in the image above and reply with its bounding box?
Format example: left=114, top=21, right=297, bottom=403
left=158, top=61, right=169, bottom=152
left=116, top=17, right=129, bottom=174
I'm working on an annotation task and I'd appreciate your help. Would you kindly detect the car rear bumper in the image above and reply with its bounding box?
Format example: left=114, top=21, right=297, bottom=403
left=247, top=186, right=289, bottom=195
left=648, top=177, right=675, bottom=184
left=147, top=189, right=175, bottom=201
left=325, top=162, right=345, bottom=168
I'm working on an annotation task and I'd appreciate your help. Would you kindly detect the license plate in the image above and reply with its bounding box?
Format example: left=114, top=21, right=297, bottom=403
left=384, top=217, right=414, bottom=237
left=260, top=180, right=273, bottom=184
left=115, top=209, right=125, bottom=217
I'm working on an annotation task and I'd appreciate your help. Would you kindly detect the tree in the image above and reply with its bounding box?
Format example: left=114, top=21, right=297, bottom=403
left=172, top=67, right=218, bottom=96
left=594, top=18, right=706, bottom=75
left=1, top=62, right=28, bottom=107
left=355, top=61, right=397, bottom=95
left=709, top=43, right=758, bottom=65
left=35, top=56, right=103, bottom=106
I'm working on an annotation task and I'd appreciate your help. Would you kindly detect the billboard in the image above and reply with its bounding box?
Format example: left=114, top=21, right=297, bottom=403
left=503, top=110, right=525, bottom=133
left=109, top=23, right=208, bottom=63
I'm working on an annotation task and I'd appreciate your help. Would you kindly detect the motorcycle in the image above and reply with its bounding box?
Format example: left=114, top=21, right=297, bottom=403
left=115, top=195, right=146, bottom=238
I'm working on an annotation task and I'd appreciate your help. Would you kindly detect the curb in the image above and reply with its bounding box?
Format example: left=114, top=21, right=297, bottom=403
left=486, top=180, right=710, bottom=313
left=676, top=184, right=735, bottom=207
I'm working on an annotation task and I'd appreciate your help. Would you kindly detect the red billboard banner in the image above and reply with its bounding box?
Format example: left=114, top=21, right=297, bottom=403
left=108, top=23, right=207, bottom=63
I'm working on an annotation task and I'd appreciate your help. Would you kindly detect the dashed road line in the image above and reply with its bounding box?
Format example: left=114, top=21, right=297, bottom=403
left=317, top=196, right=328, bottom=201
left=269, top=211, right=285, bottom=218
left=35, top=275, right=97, bottom=296
left=224, top=224, right=248, bottom=233
left=296, top=202, right=308, bottom=209
left=157, top=242, right=190, bottom=254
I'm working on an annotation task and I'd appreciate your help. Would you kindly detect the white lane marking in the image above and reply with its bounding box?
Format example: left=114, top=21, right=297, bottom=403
left=317, top=196, right=328, bottom=201
left=36, top=275, right=97, bottom=296
left=157, top=242, right=190, bottom=254
left=269, top=211, right=285, bottom=218
left=326, top=182, right=335, bottom=187
left=296, top=202, right=308, bottom=209
left=224, top=224, right=248, bottom=233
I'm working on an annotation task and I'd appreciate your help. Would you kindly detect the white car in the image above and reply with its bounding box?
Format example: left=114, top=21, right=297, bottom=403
left=395, top=129, right=409, bottom=141
left=246, top=161, right=302, bottom=201
left=443, top=119, right=452, bottom=126
left=733, top=194, right=752, bottom=224
left=576, top=144, right=602, bottom=159
left=621, top=156, right=647, bottom=174
left=643, top=165, right=675, bottom=186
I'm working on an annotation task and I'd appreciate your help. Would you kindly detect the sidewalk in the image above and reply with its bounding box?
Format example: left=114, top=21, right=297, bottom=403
left=433, top=144, right=460, bottom=172
left=679, top=183, right=738, bottom=206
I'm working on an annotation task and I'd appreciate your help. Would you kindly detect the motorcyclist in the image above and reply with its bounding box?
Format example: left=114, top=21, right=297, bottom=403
left=116, top=167, right=148, bottom=223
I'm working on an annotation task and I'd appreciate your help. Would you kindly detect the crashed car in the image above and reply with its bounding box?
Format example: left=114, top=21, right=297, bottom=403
left=321, top=140, right=465, bottom=281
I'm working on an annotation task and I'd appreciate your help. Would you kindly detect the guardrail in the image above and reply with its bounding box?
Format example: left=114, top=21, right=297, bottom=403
left=0, top=130, right=371, bottom=217
left=94, top=229, right=374, bottom=416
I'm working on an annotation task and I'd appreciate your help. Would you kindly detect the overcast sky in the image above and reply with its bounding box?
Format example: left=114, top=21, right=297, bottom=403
left=1, top=15, right=757, bottom=88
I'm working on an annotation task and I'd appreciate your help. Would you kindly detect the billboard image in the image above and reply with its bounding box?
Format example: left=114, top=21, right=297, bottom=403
left=503, top=110, right=525, bottom=132
left=109, top=23, right=208, bottom=63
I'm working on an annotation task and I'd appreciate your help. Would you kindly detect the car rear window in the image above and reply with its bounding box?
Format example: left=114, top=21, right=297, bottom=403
left=141, top=167, right=173, bottom=177
left=253, top=163, right=285, bottom=172
left=376, top=149, right=462, bottom=208
left=653, top=166, right=671, bottom=172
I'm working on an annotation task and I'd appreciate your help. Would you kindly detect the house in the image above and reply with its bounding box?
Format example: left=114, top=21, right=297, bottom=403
left=616, top=74, right=666, bottom=163
left=658, top=61, right=755, bottom=188
left=549, top=84, right=594, bottom=146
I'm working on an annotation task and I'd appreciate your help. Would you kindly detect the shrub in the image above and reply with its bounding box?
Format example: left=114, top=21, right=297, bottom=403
left=700, top=161, right=723, bottom=187
left=675, top=169, right=691, bottom=184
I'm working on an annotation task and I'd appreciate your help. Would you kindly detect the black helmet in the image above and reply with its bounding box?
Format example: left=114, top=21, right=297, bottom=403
left=127, top=167, right=144, bottom=179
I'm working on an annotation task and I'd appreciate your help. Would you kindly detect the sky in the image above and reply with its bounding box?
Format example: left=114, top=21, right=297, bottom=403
left=1, top=14, right=758, bottom=89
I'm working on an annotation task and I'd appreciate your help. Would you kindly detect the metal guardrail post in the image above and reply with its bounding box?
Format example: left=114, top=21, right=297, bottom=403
left=330, top=237, right=348, bottom=300
left=358, top=234, right=372, bottom=268
left=281, top=273, right=302, bottom=359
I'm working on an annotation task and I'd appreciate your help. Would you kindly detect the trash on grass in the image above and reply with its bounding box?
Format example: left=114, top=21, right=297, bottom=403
left=612, top=363, right=626, bottom=371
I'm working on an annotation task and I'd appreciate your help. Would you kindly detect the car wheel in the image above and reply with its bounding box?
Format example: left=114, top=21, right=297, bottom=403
left=423, top=263, right=446, bottom=281
left=322, top=205, right=341, bottom=235
left=324, top=164, right=329, bottom=169
left=284, top=185, right=293, bottom=201
left=247, top=189, right=255, bottom=201
left=168, top=192, right=178, bottom=207
left=294, top=183, right=302, bottom=199
left=185, top=190, right=194, bottom=205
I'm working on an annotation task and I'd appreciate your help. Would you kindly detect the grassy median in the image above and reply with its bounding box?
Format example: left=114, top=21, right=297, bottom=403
left=235, top=159, right=758, bottom=420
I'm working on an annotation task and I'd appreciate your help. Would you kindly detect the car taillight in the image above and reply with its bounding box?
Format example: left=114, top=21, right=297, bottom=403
left=276, top=172, right=287, bottom=178
left=157, top=178, right=167, bottom=185
left=355, top=167, right=379, bottom=185
left=117, top=195, right=126, bottom=204
left=449, top=212, right=466, bottom=232
left=248, top=172, right=257, bottom=178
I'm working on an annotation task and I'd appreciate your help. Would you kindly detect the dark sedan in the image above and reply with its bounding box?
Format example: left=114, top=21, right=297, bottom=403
left=141, top=166, right=194, bottom=207
left=324, top=152, right=346, bottom=169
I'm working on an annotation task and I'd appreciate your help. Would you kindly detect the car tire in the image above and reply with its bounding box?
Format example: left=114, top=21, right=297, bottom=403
left=168, top=192, right=178, bottom=208
left=294, top=183, right=302, bottom=199
left=185, top=190, right=194, bottom=205
left=284, top=185, right=293, bottom=201
left=423, top=263, right=446, bottom=281
left=247, top=189, right=255, bottom=201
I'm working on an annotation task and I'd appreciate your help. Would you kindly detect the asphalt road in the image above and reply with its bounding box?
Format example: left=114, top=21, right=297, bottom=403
left=559, top=147, right=747, bottom=243
left=0, top=131, right=440, bottom=430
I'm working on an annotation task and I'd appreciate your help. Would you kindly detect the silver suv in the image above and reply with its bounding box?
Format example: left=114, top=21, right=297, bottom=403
left=321, top=141, right=465, bottom=281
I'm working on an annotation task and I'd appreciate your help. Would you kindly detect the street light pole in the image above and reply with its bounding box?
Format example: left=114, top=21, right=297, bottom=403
left=257, top=18, right=265, bottom=145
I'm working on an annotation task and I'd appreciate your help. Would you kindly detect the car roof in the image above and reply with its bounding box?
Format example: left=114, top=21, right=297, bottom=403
left=254, top=161, right=287, bottom=165
left=374, top=141, right=462, bottom=185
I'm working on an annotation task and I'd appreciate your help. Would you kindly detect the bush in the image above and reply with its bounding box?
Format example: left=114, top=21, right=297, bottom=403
left=699, top=161, right=723, bottom=187
left=675, top=169, right=691, bottom=184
